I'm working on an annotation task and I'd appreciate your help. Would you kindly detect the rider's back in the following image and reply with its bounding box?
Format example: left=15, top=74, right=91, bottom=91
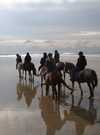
left=76, top=55, right=87, bottom=71
left=46, top=58, right=56, bottom=72
left=24, top=54, right=31, bottom=64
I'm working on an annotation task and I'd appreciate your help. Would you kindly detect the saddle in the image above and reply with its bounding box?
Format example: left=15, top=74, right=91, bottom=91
left=45, top=70, right=61, bottom=82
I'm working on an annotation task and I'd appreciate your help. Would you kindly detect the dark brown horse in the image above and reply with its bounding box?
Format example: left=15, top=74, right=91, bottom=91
left=17, top=62, right=37, bottom=82
left=64, top=62, right=98, bottom=98
left=56, top=62, right=65, bottom=78
left=40, top=66, right=73, bottom=100
left=40, top=62, right=65, bottom=86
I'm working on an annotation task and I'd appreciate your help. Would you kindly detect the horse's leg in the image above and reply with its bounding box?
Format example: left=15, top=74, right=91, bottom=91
left=46, top=83, right=49, bottom=96
left=25, top=71, right=27, bottom=80
left=58, top=83, right=61, bottom=101
left=41, top=75, right=43, bottom=88
left=52, top=85, right=57, bottom=99
left=32, top=71, right=34, bottom=84
left=18, top=69, right=21, bottom=79
left=87, top=82, right=94, bottom=98
left=71, top=94, right=74, bottom=107
left=92, top=81, right=96, bottom=90
left=77, top=94, right=83, bottom=106
left=71, top=81, right=74, bottom=94
left=78, top=82, right=83, bottom=97
left=64, top=71, right=65, bottom=81
left=29, top=71, right=32, bottom=81
left=21, top=69, right=24, bottom=79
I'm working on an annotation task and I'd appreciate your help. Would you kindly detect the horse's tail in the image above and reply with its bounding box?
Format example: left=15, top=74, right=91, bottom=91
left=60, top=78, right=73, bottom=91
left=92, top=70, right=98, bottom=87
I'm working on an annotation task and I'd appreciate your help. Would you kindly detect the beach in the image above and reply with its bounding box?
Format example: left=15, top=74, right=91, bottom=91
left=0, top=0, right=100, bottom=134
left=0, top=54, right=100, bottom=135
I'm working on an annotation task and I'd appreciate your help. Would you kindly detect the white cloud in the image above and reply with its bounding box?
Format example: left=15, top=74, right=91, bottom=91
left=0, top=0, right=99, bottom=9
left=16, top=0, right=100, bottom=3
left=0, top=0, right=16, bottom=8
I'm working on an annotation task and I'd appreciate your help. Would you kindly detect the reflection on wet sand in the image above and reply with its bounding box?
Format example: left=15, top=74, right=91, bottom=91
left=39, top=94, right=97, bottom=135
left=16, top=79, right=97, bottom=135
left=64, top=95, right=97, bottom=135
left=39, top=96, right=66, bottom=135
left=17, top=80, right=37, bottom=107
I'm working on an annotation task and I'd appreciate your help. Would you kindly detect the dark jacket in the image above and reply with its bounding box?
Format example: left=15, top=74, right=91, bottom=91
left=54, top=52, right=60, bottom=63
left=24, top=54, right=31, bottom=64
left=16, top=55, right=22, bottom=64
left=40, top=57, right=47, bottom=65
left=76, top=56, right=87, bottom=71
left=46, top=58, right=56, bottom=72
left=16, top=55, right=22, bottom=69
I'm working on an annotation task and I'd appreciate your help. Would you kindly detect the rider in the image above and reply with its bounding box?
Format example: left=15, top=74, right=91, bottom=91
left=16, top=53, right=22, bottom=69
left=38, top=52, right=47, bottom=71
left=54, top=50, right=60, bottom=63
left=76, top=51, right=87, bottom=71
left=46, top=53, right=57, bottom=73
left=71, top=51, right=87, bottom=81
left=24, top=52, right=32, bottom=64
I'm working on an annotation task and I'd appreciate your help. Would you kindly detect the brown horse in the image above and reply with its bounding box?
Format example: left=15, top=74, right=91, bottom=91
left=17, top=62, right=37, bottom=82
left=40, top=66, right=73, bottom=100
left=64, top=62, right=98, bottom=98
left=40, top=62, right=65, bottom=87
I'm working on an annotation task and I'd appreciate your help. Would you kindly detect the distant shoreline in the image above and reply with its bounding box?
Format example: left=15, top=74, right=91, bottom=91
left=0, top=53, right=100, bottom=58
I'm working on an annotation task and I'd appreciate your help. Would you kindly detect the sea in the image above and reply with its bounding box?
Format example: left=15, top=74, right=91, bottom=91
left=0, top=31, right=100, bottom=59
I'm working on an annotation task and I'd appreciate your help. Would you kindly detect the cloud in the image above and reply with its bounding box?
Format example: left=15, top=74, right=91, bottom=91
left=16, top=0, right=100, bottom=3
left=0, top=0, right=100, bottom=9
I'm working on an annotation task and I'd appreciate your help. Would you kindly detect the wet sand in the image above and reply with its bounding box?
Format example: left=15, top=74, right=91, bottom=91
left=0, top=55, right=100, bottom=135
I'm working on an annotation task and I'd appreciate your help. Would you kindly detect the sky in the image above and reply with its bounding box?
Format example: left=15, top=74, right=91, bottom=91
left=0, top=0, right=100, bottom=39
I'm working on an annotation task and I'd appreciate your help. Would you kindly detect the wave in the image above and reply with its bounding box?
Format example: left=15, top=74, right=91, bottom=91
left=0, top=53, right=100, bottom=58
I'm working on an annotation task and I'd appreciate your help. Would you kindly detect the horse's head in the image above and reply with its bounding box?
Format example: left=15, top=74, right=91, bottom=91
left=40, top=65, right=48, bottom=76
left=17, top=62, right=23, bottom=70
left=65, top=62, right=75, bottom=75
left=56, top=62, right=65, bottom=71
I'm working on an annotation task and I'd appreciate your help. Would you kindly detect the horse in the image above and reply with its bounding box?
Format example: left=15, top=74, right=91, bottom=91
left=17, top=62, right=37, bottom=82
left=40, top=65, right=74, bottom=100
left=56, top=62, right=65, bottom=78
left=64, top=62, right=98, bottom=98
left=39, top=62, right=65, bottom=87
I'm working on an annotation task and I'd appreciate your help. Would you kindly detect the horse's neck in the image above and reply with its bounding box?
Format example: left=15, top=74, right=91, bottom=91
left=41, top=65, right=47, bottom=73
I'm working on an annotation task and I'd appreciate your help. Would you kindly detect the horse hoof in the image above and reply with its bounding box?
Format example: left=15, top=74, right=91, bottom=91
left=88, top=96, right=93, bottom=99
left=70, top=91, right=73, bottom=95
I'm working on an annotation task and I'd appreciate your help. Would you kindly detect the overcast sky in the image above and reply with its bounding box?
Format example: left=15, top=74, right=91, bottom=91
left=0, top=0, right=100, bottom=39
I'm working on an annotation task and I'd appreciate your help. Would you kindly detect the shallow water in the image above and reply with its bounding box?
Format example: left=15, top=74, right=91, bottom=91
left=0, top=56, right=100, bottom=135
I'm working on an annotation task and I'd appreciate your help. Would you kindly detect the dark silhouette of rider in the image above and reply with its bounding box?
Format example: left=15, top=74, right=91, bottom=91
left=71, top=51, right=87, bottom=81
left=46, top=53, right=56, bottom=73
left=54, top=50, right=60, bottom=63
left=38, top=52, right=47, bottom=71
left=76, top=51, right=87, bottom=71
left=16, top=53, right=22, bottom=69
left=24, top=52, right=31, bottom=64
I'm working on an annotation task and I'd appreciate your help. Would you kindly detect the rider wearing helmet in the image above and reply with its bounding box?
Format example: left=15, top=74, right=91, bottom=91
left=24, top=52, right=32, bottom=64
left=76, top=51, right=87, bottom=71
left=46, top=53, right=56, bottom=73
left=54, top=50, right=60, bottom=63
left=16, top=54, right=22, bottom=69
left=38, top=52, right=47, bottom=71
left=71, top=51, right=87, bottom=81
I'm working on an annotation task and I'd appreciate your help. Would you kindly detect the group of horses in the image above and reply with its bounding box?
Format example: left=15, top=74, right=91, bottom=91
left=17, top=61, right=98, bottom=100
